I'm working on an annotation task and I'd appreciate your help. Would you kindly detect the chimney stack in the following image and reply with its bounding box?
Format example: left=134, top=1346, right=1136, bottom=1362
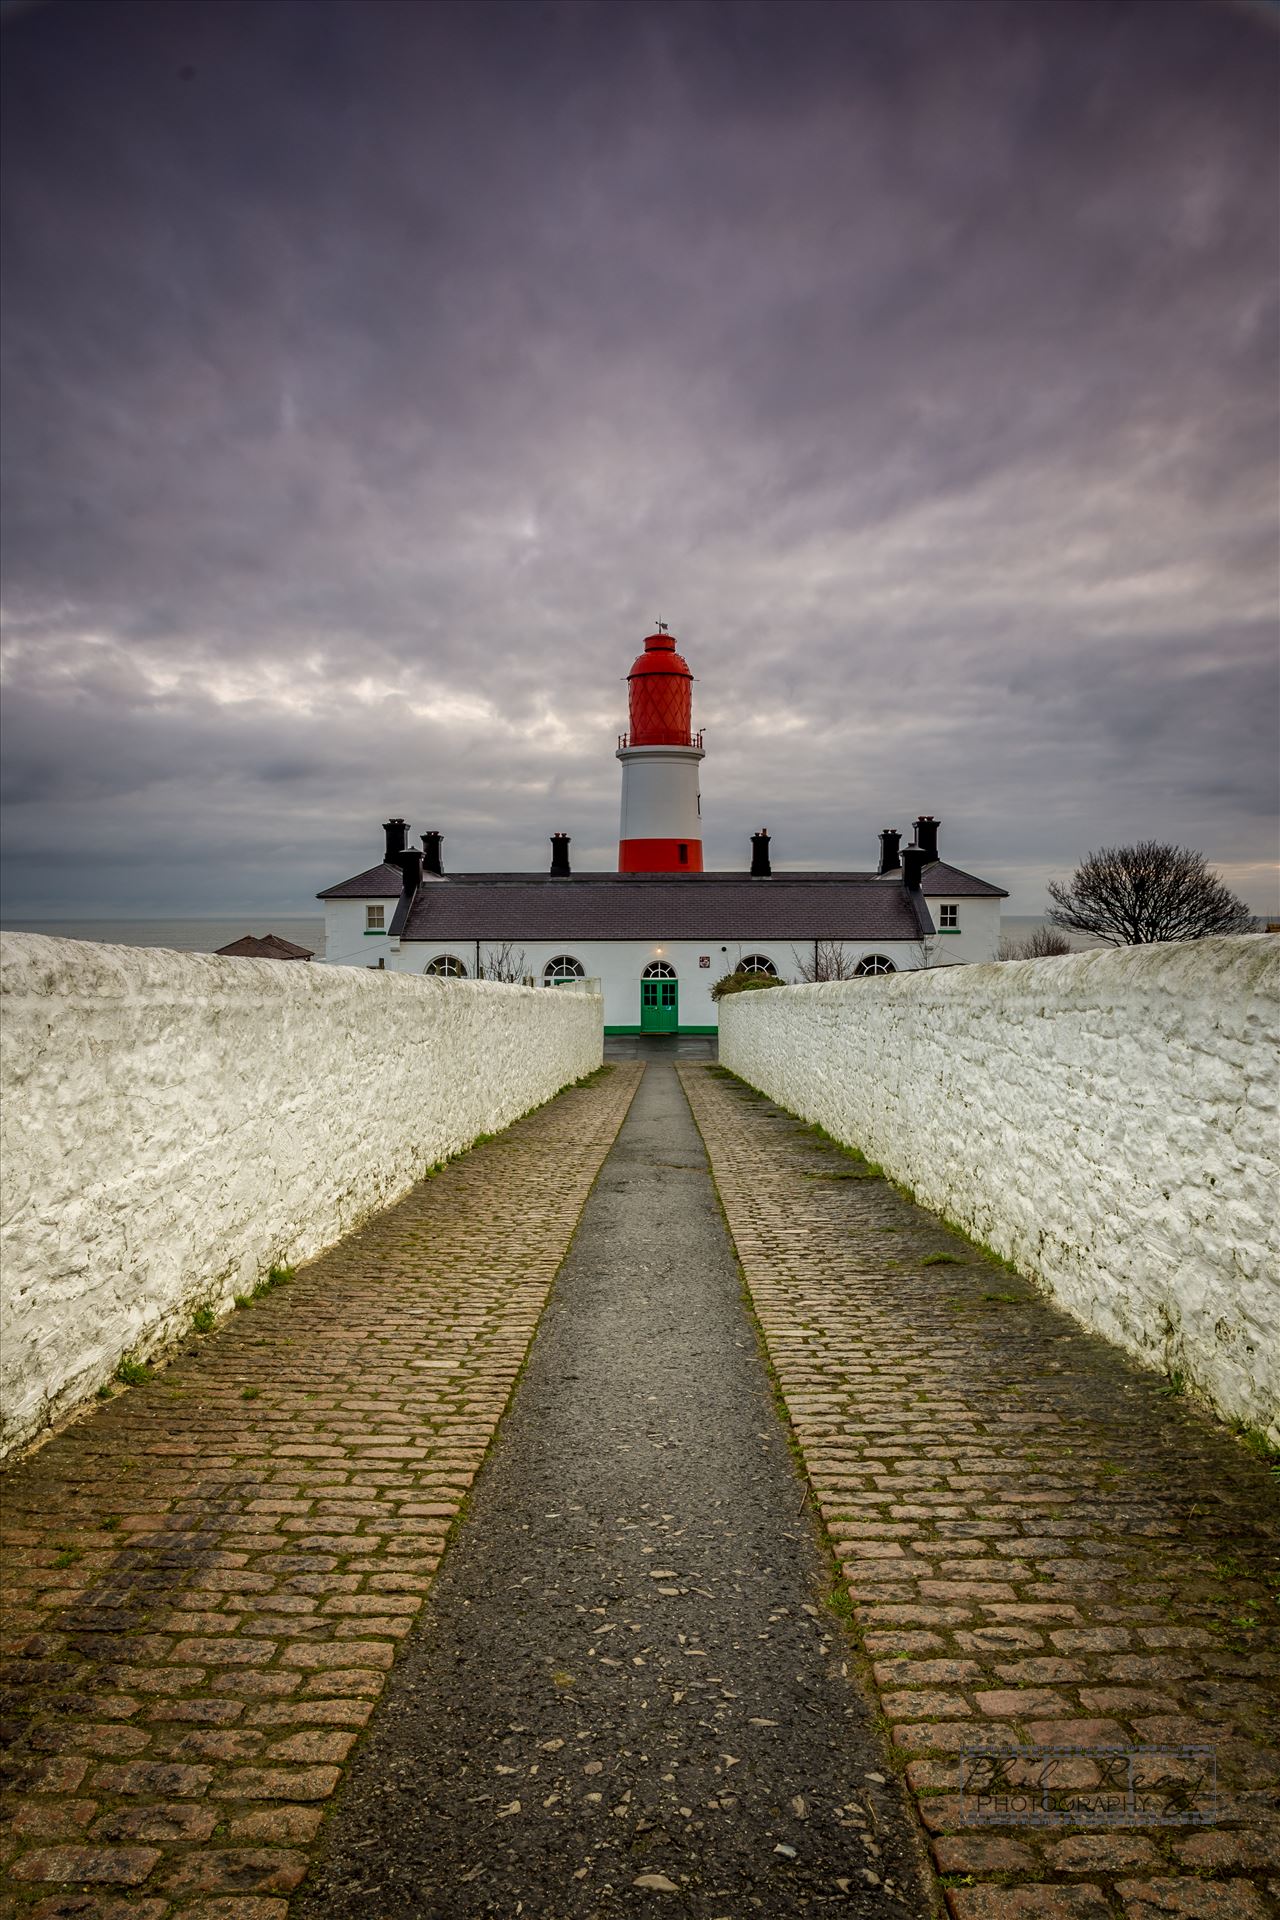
left=912, top=814, right=940, bottom=863
left=901, top=844, right=926, bottom=891
left=877, top=828, right=901, bottom=875
left=750, top=829, right=772, bottom=877
left=550, top=832, right=572, bottom=877
left=383, top=817, right=409, bottom=864
left=396, top=847, right=424, bottom=895
left=421, top=830, right=444, bottom=877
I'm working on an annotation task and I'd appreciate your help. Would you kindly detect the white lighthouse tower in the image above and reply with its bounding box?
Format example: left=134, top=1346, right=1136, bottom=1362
left=616, top=624, right=705, bottom=872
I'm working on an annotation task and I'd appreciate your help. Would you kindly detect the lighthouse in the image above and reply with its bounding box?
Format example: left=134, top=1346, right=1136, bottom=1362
left=616, top=624, right=705, bottom=872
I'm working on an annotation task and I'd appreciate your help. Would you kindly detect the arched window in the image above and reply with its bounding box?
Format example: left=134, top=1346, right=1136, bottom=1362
left=425, top=954, right=468, bottom=977
left=856, top=953, right=896, bottom=976
left=544, top=955, right=585, bottom=984
left=642, top=960, right=677, bottom=979
left=738, top=954, right=778, bottom=977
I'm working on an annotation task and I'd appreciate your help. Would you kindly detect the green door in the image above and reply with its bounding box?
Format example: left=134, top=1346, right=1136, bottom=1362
left=640, top=977, right=679, bottom=1032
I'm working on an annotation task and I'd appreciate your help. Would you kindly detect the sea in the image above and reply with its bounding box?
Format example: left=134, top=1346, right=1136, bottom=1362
left=0, top=916, right=329, bottom=960
left=997, top=915, right=1107, bottom=952
left=0, top=913, right=1095, bottom=963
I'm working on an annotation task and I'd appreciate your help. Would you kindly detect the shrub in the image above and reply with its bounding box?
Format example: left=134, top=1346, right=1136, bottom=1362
left=710, top=970, right=784, bottom=1002
left=999, top=927, right=1074, bottom=960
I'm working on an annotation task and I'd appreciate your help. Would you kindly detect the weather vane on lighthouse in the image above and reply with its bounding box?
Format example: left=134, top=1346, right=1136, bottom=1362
left=655, top=620, right=668, bottom=633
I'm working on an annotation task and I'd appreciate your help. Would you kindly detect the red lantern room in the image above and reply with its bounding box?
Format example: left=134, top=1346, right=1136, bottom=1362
left=626, top=627, right=696, bottom=747
left=617, top=623, right=705, bottom=873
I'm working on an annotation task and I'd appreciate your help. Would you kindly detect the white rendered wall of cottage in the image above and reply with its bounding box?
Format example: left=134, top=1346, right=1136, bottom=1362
left=381, top=936, right=935, bottom=1028
left=719, top=936, right=1280, bottom=1443
left=323, top=895, right=397, bottom=968
left=921, top=893, right=1001, bottom=963
left=325, top=902, right=1000, bottom=981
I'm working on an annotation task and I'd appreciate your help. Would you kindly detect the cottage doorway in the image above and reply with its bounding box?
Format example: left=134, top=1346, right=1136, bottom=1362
left=640, top=960, right=678, bottom=1033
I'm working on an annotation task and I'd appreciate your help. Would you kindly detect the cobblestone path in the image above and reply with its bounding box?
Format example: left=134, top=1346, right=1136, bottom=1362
left=679, top=1065, right=1280, bottom=1920
left=0, top=1064, right=641, bottom=1919
left=295, top=1058, right=933, bottom=1920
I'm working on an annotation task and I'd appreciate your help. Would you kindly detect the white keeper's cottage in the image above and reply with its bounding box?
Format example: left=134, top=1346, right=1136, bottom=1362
left=319, top=626, right=1005, bottom=1033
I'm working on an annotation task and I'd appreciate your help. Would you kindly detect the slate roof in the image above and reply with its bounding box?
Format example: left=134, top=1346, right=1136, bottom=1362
left=318, top=862, right=405, bottom=899
left=215, top=933, right=314, bottom=961
left=321, top=867, right=1002, bottom=942
left=924, top=863, right=1004, bottom=899
left=387, top=874, right=966, bottom=943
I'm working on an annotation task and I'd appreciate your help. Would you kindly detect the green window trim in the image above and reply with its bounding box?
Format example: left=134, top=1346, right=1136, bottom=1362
left=605, top=1025, right=718, bottom=1036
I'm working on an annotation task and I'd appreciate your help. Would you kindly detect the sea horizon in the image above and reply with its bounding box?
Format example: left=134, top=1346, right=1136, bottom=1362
left=0, top=914, right=329, bottom=959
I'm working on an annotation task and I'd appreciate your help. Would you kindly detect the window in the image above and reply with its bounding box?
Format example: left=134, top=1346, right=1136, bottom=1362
left=738, top=954, right=778, bottom=977
left=939, top=904, right=959, bottom=929
left=365, top=904, right=385, bottom=931
left=856, top=953, right=896, bottom=976
left=425, top=954, right=468, bottom=977
left=678, top=843, right=688, bottom=865
left=642, top=960, right=677, bottom=979
left=544, top=955, right=585, bottom=984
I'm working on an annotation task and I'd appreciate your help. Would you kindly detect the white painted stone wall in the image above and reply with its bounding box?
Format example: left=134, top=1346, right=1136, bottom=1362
left=719, top=937, right=1280, bottom=1442
left=0, top=933, right=602, bottom=1458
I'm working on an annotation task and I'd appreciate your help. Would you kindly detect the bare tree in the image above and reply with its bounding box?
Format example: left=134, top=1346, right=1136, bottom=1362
left=999, top=926, right=1074, bottom=960
left=1047, top=842, right=1254, bottom=946
left=791, top=939, right=861, bottom=982
left=478, top=942, right=529, bottom=982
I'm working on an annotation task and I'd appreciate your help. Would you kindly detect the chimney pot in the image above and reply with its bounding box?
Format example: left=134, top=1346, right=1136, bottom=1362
left=421, top=830, right=444, bottom=877
left=901, top=845, right=926, bottom=891
left=550, top=832, right=572, bottom=877
left=396, top=847, right=424, bottom=895
left=383, top=817, right=410, bottom=864
left=877, top=828, right=901, bottom=875
left=750, top=829, right=772, bottom=877
left=912, top=814, right=940, bottom=863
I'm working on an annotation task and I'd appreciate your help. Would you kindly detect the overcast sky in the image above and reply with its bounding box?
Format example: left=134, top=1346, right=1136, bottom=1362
left=2, top=0, right=1276, bottom=919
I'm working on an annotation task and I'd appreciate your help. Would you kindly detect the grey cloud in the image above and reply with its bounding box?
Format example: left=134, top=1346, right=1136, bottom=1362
left=1, top=0, right=1276, bottom=917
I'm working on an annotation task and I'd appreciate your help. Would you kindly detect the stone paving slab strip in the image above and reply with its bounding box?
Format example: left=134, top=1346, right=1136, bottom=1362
left=294, top=1059, right=935, bottom=1919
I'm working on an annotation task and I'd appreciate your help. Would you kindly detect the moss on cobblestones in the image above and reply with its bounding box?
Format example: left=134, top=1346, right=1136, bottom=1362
left=1231, top=1422, right=1279, bottom=1465
left=572, top=1062, right=614, bottom=1086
